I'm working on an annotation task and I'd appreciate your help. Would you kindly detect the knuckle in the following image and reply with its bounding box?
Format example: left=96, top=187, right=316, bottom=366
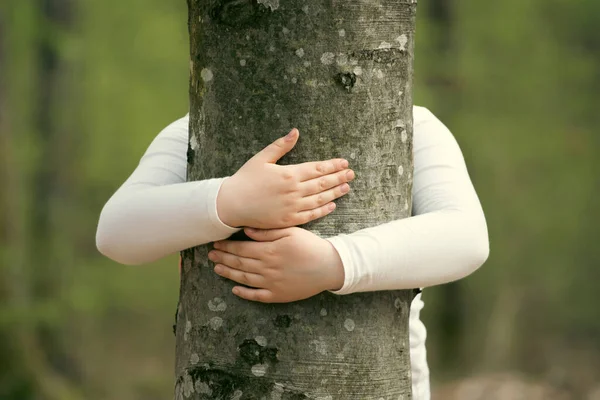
left=315, top=194, right=323, bottom=206
left=319, top=177, right=328, bottom=189
left=281, top=170, right=294, bottom=181
left=241, top=271, right=251, bottom=283
left=256, top=292, right=270, bottom=303
left=316, top=163, right=325, bottom=174
left=281, top=214, right=292, bottom=225
left=265, top=244, right=277, bottom=257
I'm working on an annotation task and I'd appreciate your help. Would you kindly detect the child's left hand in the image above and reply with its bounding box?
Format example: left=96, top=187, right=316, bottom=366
left=208, top=227, right=345, bottom=303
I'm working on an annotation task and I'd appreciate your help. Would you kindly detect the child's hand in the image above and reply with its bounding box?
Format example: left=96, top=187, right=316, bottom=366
left=208, top=227, right=345, bottom=303
left=216, top=128, right=355, bottom=229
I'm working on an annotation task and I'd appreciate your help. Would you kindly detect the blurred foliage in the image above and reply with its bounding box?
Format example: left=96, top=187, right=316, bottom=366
left=1, top=0, right=598, bottom=399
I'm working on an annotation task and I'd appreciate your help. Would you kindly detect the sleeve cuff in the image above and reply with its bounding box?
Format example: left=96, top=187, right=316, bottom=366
left=205, top=177, right=243, bottom=238
left=325, top=235, right=356, bottom=295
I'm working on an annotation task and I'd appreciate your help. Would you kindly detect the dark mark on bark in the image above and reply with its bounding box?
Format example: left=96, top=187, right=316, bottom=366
left=273, top=314, right=292, bottom=328
left=336, top=72, right=357, bottom=92
left=181, top=366, right=310, bottom=399
left=238, top=339, right=262, bottom=365
left=261, top=347, right=279, bottom=363
left=187, top=142, right=195, bottom=164
left=238, top=339, right=279, bottom=365
left=173, top=300, right=180, bottom=336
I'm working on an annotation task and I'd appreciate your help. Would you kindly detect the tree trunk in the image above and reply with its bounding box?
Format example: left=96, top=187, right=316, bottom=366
left=177, top=1, right=417, bottom=398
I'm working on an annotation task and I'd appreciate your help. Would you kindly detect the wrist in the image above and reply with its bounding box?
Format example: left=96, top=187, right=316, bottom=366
left=216, top=177, right=243, bottom=228
left=324, top=240, right=345, bottom=291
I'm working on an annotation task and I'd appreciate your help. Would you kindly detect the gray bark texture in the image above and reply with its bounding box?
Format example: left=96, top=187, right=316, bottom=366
left=176, top=0, right=417, bottom=399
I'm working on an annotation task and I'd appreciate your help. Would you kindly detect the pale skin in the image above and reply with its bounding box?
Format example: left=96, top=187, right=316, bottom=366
left=206, top=128, right=353, bottom=303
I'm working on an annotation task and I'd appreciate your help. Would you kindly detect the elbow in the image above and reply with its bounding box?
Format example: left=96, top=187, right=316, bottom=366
left=95, top=228, right=137, bottom=266
left=466, top=217, right=490, bottom=274
left=448, top=211, right=489, bottom=283
left=96, top=232, right=142, bottom=266
left=96, top=208, right=143, bottom=266
left=95, top=228, right=116, bottom=263
left=95, top=232, right=114, bottom=262
left=471, top=234, right=490, bottom=271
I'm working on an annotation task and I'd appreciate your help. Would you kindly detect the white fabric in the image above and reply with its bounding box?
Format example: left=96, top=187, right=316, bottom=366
left=96, top=106, right=489, bottom=399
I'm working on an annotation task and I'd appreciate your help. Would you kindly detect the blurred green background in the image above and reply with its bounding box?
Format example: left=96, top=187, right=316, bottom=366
left=1, top=0, right=598, bottom=399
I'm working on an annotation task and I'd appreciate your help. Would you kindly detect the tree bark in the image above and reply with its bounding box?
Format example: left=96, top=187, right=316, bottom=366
left=177, top=1, right=417, bottom=398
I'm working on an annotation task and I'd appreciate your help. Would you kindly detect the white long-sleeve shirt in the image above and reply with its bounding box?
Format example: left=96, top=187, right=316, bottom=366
left=96, top=106, right=489, bottom=399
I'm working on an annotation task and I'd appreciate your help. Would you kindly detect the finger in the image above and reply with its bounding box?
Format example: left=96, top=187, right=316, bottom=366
left=292, top=158, right=349, bottom=182
left=232, top=286, right=274, bottom=303
left=249, top=128, right=299, bottom=164
left=208, top=250, right=262, bottom=274
left=213, top=240, right=264, bottom=259
left=295, top=202, right=337, bottom=225
left=299, top=182, right=350, bottom=211
left=214, top=264, right=265, bottom=288
left=244, top=227, right=292, bottom=242
left=300, top=168, right=354, bottom=196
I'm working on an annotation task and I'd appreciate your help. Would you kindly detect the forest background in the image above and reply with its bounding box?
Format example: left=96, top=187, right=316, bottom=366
left=1, top=0, right=599, bottom=399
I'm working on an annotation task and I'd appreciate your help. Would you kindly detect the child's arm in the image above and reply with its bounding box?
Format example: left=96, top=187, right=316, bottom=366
left=95, top=115, right=237, bottom=265
left=327, top=106, right=489, bottom=293
left=95, top=114, right=355, bottom=265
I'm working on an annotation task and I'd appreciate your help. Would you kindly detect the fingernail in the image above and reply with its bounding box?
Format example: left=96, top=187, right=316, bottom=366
left=285, top=129, right=297, bottom=141
left=214, top=265, right=222, bottom=273
left=232, top=287, right=240, bottom=295
left=346, top=170, right=355, bottom=180
left=341, top=183, right=350, bottom=193
left=341, top=160, right=349, bottom=168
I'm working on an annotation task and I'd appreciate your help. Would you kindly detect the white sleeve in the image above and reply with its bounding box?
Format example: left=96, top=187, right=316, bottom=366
left=95, top=114, right=241, bottom=265
left=326, top=107, right=490, bottom=294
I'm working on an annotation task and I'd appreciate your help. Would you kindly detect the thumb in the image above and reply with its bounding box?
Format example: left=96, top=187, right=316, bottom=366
left=244, top=227, right=291, bottom=242
left=252, top=128, right=299, bottom=164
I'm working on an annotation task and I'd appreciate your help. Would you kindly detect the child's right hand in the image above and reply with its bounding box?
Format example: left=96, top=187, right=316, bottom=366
left=216, top=128, right=355, bottom=229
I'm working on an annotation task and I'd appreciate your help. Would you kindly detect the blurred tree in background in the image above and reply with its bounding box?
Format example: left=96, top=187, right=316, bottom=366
left=1, top=0, right=598, bottom=399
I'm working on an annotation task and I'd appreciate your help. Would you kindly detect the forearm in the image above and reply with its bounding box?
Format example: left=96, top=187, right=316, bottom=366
left=326, top=209, right=489, bottom=294
left=96, top=178, right=241, bottom=265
